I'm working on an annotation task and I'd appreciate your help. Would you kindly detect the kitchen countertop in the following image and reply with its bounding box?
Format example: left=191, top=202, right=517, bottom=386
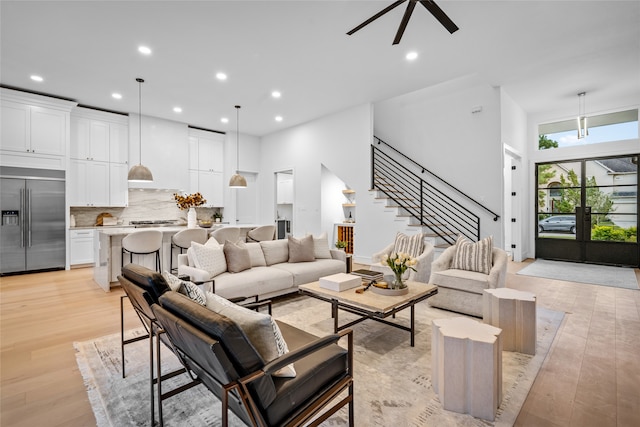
left=97, top=225, right=189, bottom=235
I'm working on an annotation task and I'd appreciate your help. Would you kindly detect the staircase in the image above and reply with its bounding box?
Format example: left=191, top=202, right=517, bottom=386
left=370, top=137, right=499, bottom=250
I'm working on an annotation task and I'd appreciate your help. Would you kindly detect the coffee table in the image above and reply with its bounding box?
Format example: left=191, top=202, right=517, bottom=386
left=299, top=280, right=437, bottom=346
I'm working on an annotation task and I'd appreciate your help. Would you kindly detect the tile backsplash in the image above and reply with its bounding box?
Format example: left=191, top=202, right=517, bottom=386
left=70, top=189, right=219, bottom=227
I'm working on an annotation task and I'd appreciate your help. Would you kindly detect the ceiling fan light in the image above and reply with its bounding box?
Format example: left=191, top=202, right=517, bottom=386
left=128, top=164, right=154, bottom=182
left=229, top=173, right=247, bottom=188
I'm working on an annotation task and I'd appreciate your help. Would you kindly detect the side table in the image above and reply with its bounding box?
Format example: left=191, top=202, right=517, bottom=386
left=432, top=317, right=502, bottom=421
left=483, top=288, right=536, bottom=355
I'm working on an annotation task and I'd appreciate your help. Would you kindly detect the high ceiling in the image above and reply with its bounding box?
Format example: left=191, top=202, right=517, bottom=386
left=1, top=1, right=638, bottom=136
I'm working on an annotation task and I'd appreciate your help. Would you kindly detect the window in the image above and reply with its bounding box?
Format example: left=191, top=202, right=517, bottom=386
left=538, top=109, right=638, bottom=150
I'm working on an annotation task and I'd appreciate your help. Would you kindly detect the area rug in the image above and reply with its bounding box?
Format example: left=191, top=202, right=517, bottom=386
left=516, top=259, right=639, bottom=290
left=75, top=294, right=564, bottom=426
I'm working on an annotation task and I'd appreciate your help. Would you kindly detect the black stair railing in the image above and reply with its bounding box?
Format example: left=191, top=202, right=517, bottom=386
left=371, top=137, right=500, bottom=244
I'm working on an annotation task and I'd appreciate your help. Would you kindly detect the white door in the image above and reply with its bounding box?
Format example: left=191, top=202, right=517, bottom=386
left=236, top=172, right=258, bottom=224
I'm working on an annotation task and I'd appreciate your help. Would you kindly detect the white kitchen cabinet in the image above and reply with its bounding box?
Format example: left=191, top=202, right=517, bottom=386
left=109, top=162, right=129, bottom=206
left=189, top=130, right=224, bottom=172
left=70, top=117, right=109, bottom=161
left=70, top=229, right=95, bottom=265
left=69, top=159, right=109, bottom=206
left=109, top=122, right=128, bottom=164
left=1, top=100, right=68, bottom=156
left=189, top=169, right=223, bottom=207
left=277, top=177, right=294, bottom=204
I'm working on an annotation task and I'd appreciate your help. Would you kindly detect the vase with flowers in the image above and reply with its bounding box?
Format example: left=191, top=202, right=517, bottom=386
left=173, top=192, right=207, bottom=229
left=380, top=252, right=417, bottom=290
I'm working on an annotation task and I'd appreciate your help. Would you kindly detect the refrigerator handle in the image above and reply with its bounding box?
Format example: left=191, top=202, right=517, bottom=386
left=27, top=188, right=32, bottom=247
left=20, top=188, right=25, bottom=248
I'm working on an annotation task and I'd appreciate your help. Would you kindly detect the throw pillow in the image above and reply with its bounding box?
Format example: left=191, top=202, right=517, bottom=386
left=223, top=240, right=252, bottom=273
left=191, top=242, right=227, bottom=277
left=451, top=235, right=493, bottom=275
left=205, top=291, right=296, bottom=377
left=244, top=242, right=267, bottom=267
left=162, top=271, right=185, bottom=292
left=393, top=232, right=424, bottom=258
left=260, top=240, right=289, bottom=266
left=288, top=235, right=315, bottom=263
left=179, top=281, right=207, bottom=306
left=308, top=232, right=331, bottom=259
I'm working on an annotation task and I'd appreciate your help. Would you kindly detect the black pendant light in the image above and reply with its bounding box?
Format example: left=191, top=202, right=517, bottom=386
left=128, top=77, right=154, bottom=182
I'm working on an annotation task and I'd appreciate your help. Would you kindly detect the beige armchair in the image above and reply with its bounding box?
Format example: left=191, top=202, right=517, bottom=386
left=427, top=244, right=508, bottom=317
left=370, top=237, right=434, bottom=283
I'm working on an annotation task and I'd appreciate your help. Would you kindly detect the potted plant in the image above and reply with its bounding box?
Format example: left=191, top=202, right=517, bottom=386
left=335, top=240, right=348, bottom=251
left=213, top=211, right=223, bottom=223
left=173, top=192, right=207, bottom=228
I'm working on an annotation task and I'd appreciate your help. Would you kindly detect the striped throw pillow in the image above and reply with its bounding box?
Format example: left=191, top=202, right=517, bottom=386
left=393, top=233, right=424, bottom=258
left=451, top=235, right=493, bottom=274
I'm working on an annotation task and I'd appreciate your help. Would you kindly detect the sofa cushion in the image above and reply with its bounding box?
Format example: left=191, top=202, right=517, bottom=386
left=205, top=291, right=296, bottom=377
left=162, top=271, right=185, bottom=292
left=308, top=232, right=332, bottom=259
left=212, top=267, right=295, bottom=300
left=261, top=240, right=289, bottom=266
left=288, top=235, right=315, bottom=263
left=223, top=240, right=251, bottom=273
left=271, top=259, right=345, bottom=286
left=430, top=268, right=491, bottom=294
left=180, top=280, right=207, bottom=305
left=451, top=235, right=493, bottom=275
left=191, top=242, right=227, bottom=277
left=244, top=242, right=266, bottom=267
left=393, top=232, right=424, bottom=258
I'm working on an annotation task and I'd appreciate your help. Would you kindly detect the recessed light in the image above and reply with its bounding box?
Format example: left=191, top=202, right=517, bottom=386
left=271, top=91, right=282, bottom=99
left=30, top=75, right=43, bottom=82
left=138, top=45, right=152, bottom=55
left=221, top=117, right=229, bottom=123
left=216, top=72, right=227, bottom=81
left=275, top=116, right=283, bottom=122
left=406, top=51, right=418, bottom=61
left=112, top=93, right=122, bottom=100
left=173, top=107, right=182, bottom=113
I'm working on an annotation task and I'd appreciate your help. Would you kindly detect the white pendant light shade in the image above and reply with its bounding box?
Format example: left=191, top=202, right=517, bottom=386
left=128, top=77, right=153, bottom=182
left=229, top=105, right=247, bottom=188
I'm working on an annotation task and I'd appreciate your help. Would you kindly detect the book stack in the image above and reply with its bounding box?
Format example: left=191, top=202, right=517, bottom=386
left=350, top=269, right=383, bottom=282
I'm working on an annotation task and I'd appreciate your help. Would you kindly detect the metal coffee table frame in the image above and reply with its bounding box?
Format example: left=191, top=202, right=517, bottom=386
left=299, top=281, right=437, bottom=347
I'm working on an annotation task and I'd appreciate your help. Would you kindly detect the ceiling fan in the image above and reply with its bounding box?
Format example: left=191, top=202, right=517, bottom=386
left=347, top=0, right=459, bottom=45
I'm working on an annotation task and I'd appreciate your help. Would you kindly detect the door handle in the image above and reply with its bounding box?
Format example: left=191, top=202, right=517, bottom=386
left=27, top=188, right=32, bottom=247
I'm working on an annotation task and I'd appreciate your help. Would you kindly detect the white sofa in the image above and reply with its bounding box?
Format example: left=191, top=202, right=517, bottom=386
left=427, top=244, right=508, bottom=317
left=178, top=236, right=346, bottom=301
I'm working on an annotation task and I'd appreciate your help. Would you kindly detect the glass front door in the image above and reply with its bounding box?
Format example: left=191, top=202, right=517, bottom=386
left=536, top=155, right=638, bottom=267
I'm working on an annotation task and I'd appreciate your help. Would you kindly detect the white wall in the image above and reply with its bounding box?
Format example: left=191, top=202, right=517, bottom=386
left=320, top=165, right=349, bottom=245
left=224, top=131, right=260, bottom=223
left=258, top=104, right=374, bottom=250
left=373, top=75, right=505, bottom=247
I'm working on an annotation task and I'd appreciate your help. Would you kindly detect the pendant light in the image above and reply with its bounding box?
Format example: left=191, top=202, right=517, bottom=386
left=229, top=105, right=247, bottom=188
left=576, top=91, right=588, bottom=140
left=128, top=77, right=154, bottom=182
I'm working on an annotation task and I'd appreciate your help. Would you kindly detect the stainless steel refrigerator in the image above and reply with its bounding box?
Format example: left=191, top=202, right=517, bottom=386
left=1, top=167, right=66, bottom=275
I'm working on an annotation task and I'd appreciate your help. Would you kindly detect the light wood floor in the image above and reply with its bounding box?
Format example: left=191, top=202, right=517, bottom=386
left=0, top=261, right=639, bottom=426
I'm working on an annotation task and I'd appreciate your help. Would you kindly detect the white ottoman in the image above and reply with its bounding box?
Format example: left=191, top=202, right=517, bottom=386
left=431, top=317, right=502, bottom=421
left=483, top=288, right=537, bottom=355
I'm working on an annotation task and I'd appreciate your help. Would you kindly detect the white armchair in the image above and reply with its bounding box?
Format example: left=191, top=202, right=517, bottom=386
left=427, top=244, right=508, bottom=317
left=370, top=236, right=434, bottom=283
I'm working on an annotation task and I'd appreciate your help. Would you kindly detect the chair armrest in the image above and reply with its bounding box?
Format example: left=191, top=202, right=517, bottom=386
left=177, top=264, right=211, bottom=283
left=241, top=299, right=273, bottom=315
left=177, top=253, right=189, bottom=268
left=330, top=249, right=346, bottom=262
left=371, top=243, right=394, bottom=263
left=487, top=248, right=508, bottom=289
left=261, top=329, right=353, bottom=376
left=429, top=245, right=456, bottom=278
left=409, top=244, right=434, bottom=283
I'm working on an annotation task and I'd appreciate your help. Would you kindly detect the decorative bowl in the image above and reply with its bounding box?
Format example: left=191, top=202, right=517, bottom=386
left=198, top=220, right=213, bottom=228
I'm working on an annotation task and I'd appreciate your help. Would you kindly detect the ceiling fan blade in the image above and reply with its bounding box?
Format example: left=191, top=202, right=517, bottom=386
left=420, top=0, right=459, bottom=34
left=393, top=0, right=417, bottom=45
left=347, top=0, right=407, bottom=35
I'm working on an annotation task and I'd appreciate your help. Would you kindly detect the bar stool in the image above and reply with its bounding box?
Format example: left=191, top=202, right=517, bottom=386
left=246, top=225, right=276, bottom=242
left=210, top=226, right=241, bottom=245
left=170, top=228, right=207, bottom=273
left=121, top=230, right=163, bottom=272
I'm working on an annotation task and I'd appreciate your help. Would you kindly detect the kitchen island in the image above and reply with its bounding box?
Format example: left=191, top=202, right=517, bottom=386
left=93, top=226, right=187, bottom=291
